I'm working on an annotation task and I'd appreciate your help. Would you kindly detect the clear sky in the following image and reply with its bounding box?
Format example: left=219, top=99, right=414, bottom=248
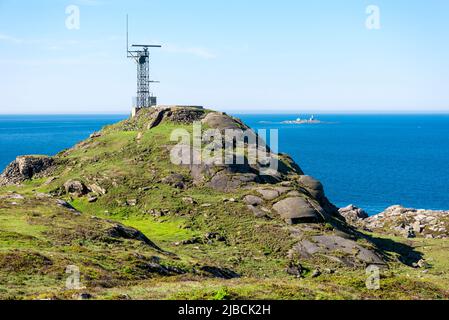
left=0, top=0, right=448, bottom=114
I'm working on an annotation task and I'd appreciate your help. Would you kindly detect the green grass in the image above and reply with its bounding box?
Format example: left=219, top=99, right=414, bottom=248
left=3, top=181, right=449, bottom=300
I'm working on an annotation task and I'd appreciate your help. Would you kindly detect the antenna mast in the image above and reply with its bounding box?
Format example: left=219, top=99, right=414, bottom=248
left=126, top=15, right=161, bottom=109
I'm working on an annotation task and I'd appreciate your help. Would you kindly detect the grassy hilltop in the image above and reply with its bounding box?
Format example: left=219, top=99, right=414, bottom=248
left=1, top=106, right=448, bottom=300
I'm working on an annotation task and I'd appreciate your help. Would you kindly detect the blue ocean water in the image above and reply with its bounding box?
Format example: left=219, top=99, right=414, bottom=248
left=1, top=114, right=448, bottom=214
left=0, top=114, right=127, bottom=170
left=240, top=114, right=449, bottom=214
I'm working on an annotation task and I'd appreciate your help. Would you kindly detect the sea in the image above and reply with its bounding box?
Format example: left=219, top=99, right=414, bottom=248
left=1, top=113, right=448, bottom=215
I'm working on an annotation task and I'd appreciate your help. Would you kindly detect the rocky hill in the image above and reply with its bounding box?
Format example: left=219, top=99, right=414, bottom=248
left=1, top=106, right=449, bottom=300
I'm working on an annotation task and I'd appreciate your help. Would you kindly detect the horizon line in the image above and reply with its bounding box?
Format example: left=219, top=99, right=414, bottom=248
left=1, top=111, right=449, bottom=116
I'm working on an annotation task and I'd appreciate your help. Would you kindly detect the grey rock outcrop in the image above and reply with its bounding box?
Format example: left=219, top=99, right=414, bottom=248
left=340, top=204, right=449, bottom=239
left=64, top=180, right=89, bottom=197
left=297, top=175, right=324, bottom=199
left=339, top=205, right=369, bottom=226
left=257, top=189, right=280, bottom=201
left=298, top=175, right=339, bottom=217
left=243, top=195, right=264, bottom=206
left=272, top=197, right=323, bottom=224
left=0, top=156, right=54, bottom=186
left=108, top=224, right=162, bottom=250
left=166, top=107, right=205, bottom=124
left=291, top=234, right=385, bottom=267
left=247, top=205, right=270, bottom=218
left=201, top=112, right=248, bottom=130
left=365, top=206, right=449, bottom=239
left=207, top=171, right=258, bottom=192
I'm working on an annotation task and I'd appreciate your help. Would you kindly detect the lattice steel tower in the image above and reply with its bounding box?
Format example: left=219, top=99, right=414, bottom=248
left=127, top=16, right=161, bottom=108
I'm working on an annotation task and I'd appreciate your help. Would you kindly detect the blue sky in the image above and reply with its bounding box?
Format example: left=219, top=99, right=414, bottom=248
left=0, top=0, right=448, bottom=114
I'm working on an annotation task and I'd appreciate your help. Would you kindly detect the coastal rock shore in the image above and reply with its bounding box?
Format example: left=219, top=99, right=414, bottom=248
left=340, top=205, right=449, bottom=239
